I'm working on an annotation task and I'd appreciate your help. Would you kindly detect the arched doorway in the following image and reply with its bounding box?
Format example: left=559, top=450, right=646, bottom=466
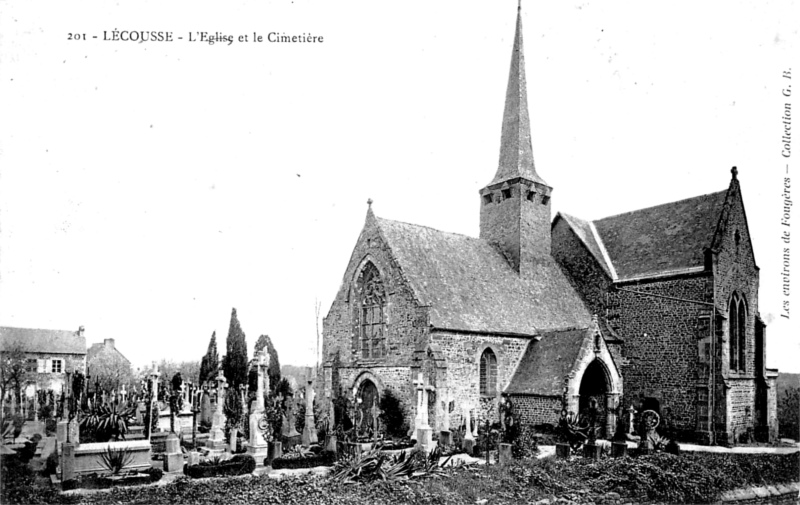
left=356, top=379, right=379, bottom=437
left=578, top=359, right=609, bottom=437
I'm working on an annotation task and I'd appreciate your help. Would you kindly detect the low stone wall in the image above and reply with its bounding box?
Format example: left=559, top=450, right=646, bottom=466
left=71, top=440, right=152, bottom=475
left=716, top=482, right=798, bottom=504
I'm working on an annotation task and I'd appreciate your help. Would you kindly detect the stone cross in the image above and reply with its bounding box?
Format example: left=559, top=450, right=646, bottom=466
left=440, top=388, right=450, bottom=432
left=302, top=371, right=318, bottom=446
left=256, top=352, right=266, bottom=411
left=463, top=405, right=474, bottom=441
left=627, top=405, right=637, bottom=434
left=370, top=402, right=380, bottom=440
left=421, top=381, right=435, bottom=429
left=247, top=354, right=269, bottom=457
left=120, top=384, right=128, bottom=405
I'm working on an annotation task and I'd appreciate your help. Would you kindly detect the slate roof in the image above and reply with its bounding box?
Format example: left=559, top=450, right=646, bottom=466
left=376, top=217, right=592, bottom=335
left=558, top=190, right=728, bottom=281
left=87, top=341, right=130, bottom=364
left=505, top=328, right=587, bottom=395
left=556, top=213, right=614, bottom=278
left=0, top=326, right=86, bottom=355
left=594, top=190, right=727, bottom=280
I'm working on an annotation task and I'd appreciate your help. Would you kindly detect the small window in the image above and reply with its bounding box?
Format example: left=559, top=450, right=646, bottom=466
left=483, top=194, right=493, bottom=205
left=541, top=195, right=550, bottom=205
left=25, top=359, right=37, bottom=373
left=51, top=359, right=63, bottom=373
left=526, top=190, right=535, bottom=202
left=501, top=188, right=512, bottom=200
left=479, top=348, right=498, bottom=396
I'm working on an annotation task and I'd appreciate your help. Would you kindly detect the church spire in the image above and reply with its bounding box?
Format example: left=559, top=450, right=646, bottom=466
left=490, top=3, right=547, bottom=187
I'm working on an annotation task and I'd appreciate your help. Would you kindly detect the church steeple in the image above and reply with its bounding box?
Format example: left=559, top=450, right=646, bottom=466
left=491, top=2, right=547, bottom=187
left=479, top=3, right=553, bottom=274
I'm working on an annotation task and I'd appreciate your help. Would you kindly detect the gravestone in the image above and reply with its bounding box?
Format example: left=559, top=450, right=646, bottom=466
left=247, top=351, right=269, bottom=460
left=301, top=372, right=318, bottom=447
left=200, top=386, right=212, bottom=426
left=206, top=371, right=227, bottom=452
left=462, top=405, right=475, bottom=454
left=163, top=432, right=184, bottom=472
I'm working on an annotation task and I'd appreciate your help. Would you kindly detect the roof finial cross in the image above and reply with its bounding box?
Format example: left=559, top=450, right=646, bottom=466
left=518, top=0, right=522, bottom=11
left=367, top=198, right=373, bottom=208
left=731, top=166, right=738, bottom=180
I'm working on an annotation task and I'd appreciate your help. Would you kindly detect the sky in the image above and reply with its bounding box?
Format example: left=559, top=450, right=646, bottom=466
left=1, top=0, right=798, bottom=373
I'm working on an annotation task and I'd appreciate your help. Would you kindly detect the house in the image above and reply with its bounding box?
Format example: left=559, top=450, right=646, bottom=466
left=321, top=5, right=778, bottom=444
left=0, top=325, right=87, bottom=399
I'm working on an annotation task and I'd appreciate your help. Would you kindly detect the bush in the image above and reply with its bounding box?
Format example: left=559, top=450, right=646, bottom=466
left=44, top=451, right=59, bottom=475
left=144, top=466, right=164, bottom=482
left=378, top=389, right=407, bottom=439
left=184, top=454, right=256, bottom=479
left=271, top=450, right=335, bottom=470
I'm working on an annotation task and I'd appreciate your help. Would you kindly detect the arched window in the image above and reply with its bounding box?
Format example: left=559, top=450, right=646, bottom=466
left=356, top=262, right=386, bottom=359
left=729, top=294, right=747, bottom=372
left=479, top=348, right=497, bottom=396
left=729, top=298, right=738, bottom=370
left=737, top=297, right=747, bottom=372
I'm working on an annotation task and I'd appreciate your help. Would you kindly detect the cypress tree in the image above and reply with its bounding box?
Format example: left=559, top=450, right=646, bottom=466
left=253, top=334, right=281, bottom=394
left=199, top=331, right=219, bottom=385
left=223, top=308, right=249, bottom=389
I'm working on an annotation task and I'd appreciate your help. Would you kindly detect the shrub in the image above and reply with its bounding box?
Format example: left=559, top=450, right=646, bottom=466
left=378, top=389, right=407, bottom=439
left=271, top=450, right=336, bottom=470
left=184, top=454, right=256, bottom=479
left=44, top=451, right=59, bottom=475
left=144, top=466, right=164, bottom=482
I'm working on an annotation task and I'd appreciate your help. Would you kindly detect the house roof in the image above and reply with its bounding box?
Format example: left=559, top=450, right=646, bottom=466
left=376, top=216, right=592, bottom=335
left=0, top=326, right=86, bottom=355
left=87, top=340, right=130, bottom=364
left=505, top=327, right=587, bottom=395
left=593, top=190, right=727, bottom=280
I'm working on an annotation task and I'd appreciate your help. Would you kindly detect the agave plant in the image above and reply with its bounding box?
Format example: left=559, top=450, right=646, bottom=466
left=99, top=445, right=134, bottom=475
left=81, top=403, right=136, bottom=442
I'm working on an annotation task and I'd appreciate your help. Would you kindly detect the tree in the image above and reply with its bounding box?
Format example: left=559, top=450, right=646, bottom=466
left=253, top=334, right=281, bottom=394
left=223, top=308, right=248, bottom=389
left=0, top=341, right=30, bottom=416
left=157, top=359, right=201, bottom=386
left=779, top=386, right=799, bottom=440
left=198, top=332, right=219, bottom=385
left=88, top=351, right=134, bottom=394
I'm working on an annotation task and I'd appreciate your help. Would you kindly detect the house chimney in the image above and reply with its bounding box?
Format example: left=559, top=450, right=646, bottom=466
left=104, top=338, right=115, bottom=349
left=77, top=326, right=85, bottom=337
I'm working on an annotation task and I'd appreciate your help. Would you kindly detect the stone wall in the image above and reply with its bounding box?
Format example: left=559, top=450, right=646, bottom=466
left=511, top=395, right=561, bottom=427
left=551, top=217, right=612, bottom=317
left=609, top=274, right=713, bottom=435
left=322, top=210, right=430, bottom=374
left=712, top=182, right=762, bottom=440
left=431, top=330, right=529, bottom=430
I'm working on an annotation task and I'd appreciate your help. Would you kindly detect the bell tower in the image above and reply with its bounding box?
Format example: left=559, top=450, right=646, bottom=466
left=479, top=3, right=553, bottom=275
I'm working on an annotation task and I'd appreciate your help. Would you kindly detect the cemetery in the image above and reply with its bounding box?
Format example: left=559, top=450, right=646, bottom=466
left=1, top=334, right=798, bottom=505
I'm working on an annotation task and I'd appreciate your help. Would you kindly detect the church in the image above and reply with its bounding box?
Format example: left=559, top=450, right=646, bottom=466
left=321, top=5, right=779, bottom=445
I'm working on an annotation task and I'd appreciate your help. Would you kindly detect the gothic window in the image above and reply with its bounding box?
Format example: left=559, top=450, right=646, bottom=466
left=357, top=262, right=386, bottom=359
left=737, top=297, right=746, bottom=372
left=479, top=348, right=497, bottom=396
left=729, top=294, right=747, bottom=372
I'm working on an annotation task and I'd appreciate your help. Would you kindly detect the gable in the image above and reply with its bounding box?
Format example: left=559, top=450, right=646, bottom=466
left=593, top=190, right=727, bottom=280
left=376, top=217, right=592, bottom=335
